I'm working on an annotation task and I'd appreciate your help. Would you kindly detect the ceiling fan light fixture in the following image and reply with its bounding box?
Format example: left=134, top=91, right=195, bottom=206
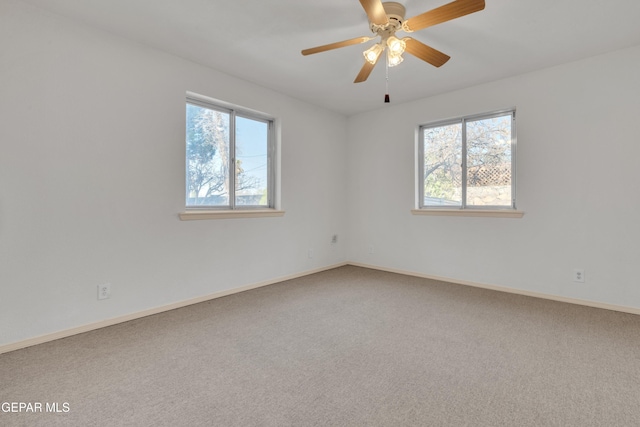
left=387, top=51, right=404, bottom=67
left=363, top=43, right=384, bottom=64
left=386, top=36, right=406, bottom=55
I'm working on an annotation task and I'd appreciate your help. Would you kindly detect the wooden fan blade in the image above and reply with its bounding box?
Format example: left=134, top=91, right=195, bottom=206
left=359, top=0, right=389, bottom=26
left=404, top=0, right=485, bottom=32
left=301, top=36, right=372, bottom=56
left=404, top=38, right=450, bottom=67
left=354, top=56, right=380, bottom=83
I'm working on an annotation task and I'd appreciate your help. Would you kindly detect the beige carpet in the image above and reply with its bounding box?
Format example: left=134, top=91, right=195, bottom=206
left=2, top=265, right=640, bottom=426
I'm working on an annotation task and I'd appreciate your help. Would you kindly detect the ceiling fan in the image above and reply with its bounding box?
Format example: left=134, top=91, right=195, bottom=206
left=301, top=0, right=485, bottom=84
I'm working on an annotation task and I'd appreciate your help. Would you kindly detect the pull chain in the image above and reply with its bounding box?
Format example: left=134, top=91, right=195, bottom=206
left=384, top=51, right=390, bottom=103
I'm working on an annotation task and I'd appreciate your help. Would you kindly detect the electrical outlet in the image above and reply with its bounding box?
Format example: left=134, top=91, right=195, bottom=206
left=307, top=249, right=314, bottom=259
left=98, top=283, right=111, bottom=300
left=331, top=234, right=338, bottom=244
left=573, top=269, right=585, bottom=283
left=368, top=245, right=375, bottom=254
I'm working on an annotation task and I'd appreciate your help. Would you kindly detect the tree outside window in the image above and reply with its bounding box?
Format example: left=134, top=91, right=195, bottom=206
left=186, top=100, right=272, bottom=208
left=420, top=110, right=515, bottom=209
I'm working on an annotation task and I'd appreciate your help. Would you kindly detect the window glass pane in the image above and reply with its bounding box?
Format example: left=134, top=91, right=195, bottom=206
left=466, top=115, right=512, bottom=207
left=235, top=116, right=268, bottom=206
left=423, top=123, right=463, bottom=206
left=186, top=104, right=230, bottom=206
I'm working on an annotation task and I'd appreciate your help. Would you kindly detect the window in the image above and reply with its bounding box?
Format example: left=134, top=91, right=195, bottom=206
left=418, top=109, right=516, bottom=210
left=186, top=95, right=274, bottom=209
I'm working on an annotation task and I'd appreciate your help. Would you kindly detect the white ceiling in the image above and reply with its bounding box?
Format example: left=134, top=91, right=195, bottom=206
left=18, top=0, right=640, bottom=115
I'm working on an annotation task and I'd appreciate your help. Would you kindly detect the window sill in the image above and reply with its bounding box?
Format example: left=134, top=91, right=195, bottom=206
left=179, top=209, right=285, bottom=221
left=411, top=209, right=524, bottom=218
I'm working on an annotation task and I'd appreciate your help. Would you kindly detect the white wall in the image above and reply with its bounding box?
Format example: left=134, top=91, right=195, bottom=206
left=347, top=44, right=640, bottom=308
left=3, top=0, right=640, bottom=349
left=0, top=0, right=348, bottom=346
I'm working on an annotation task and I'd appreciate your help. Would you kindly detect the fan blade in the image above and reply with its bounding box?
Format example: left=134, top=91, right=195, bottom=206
left=404, top=0, right=485, bottom=32
left=301, top=36, right=372, bottom=56
left=359, top=0, right=389, bottom=26
left=404, top=38, right=450, bottom=67
left=354, top=56, right=380, bottom=83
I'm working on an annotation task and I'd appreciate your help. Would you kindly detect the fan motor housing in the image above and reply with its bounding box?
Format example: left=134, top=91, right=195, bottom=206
left=370, top=2, right=406, bottom=33
left=383, top=2, right=406, bottom=22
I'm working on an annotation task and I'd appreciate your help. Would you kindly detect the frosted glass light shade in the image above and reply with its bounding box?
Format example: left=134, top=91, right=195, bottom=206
left=386, top=36, right=406, bottom=55
left=387, top=51, right=404, bottom=67
left=363, top=43, right=384, bottom=64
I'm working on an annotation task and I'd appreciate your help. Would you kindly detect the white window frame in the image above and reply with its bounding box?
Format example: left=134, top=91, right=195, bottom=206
left=185, top=95, right=275, bottom=210
left=415, top=109, right=522, bottom=217
left=184, top=93, right=276, bottom=213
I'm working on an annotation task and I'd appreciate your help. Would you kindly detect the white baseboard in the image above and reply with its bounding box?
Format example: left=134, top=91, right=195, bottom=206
left=347, top=262, right=640, bottom=316
left=4, top=261, right=639, bottom=355
left=0, top=262, right=347, bottom=355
